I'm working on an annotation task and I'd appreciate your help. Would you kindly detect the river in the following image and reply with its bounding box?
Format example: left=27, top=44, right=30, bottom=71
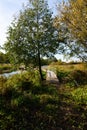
left=0, top=65, right=49, bottom=78
left=0, top=71, right=21, bottom=78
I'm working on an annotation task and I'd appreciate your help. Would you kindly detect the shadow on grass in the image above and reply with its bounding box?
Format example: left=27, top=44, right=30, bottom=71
left=0, top=79, right=87, bottom=130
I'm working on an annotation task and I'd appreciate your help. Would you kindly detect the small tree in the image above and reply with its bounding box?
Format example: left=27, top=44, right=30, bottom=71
left=5, top=0, right=59, bottom=80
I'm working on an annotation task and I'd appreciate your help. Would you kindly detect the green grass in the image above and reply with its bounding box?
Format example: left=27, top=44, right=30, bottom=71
left=49, top=63, right=87, bottom=86
left=0, top=63, right=87, bottom=130
left=71, top=85, right=87, bottom=105
left=49, top=62, right=87, bottom=72
left=0, top=71, right=60, bottom=130
left=0, top=64, right=15, bottom=74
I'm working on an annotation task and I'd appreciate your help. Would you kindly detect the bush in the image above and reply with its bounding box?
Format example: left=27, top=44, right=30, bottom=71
left=6, top=70, right=40, bottom=89
left=56, top=70, right=69, bottom=83
left=68, top=70, right=87, bottom=86
left=70, top=70, right=87, bottom=85
left=57, top=69, right=87, bottom=86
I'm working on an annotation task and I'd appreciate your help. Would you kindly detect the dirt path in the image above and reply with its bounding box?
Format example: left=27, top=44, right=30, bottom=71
left=46, top=70, right=59, bottom=85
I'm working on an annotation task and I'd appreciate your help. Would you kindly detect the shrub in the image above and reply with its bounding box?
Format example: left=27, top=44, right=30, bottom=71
left=68, top=70, right=87, bottom=86
left=6, top=70, right=41, bottom=90
left=56, top=70, right=69, bottom=83
left=57, top=69, right=87, bottom=86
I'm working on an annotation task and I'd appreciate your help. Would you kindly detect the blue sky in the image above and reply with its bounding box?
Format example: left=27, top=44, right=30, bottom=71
left=0, top=0, right=59, bottom=46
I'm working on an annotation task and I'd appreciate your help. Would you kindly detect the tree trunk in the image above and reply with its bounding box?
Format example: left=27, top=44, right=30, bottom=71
left=38, top=49, right=43, bottom=81
left=36, top=4, right=43, bottom=81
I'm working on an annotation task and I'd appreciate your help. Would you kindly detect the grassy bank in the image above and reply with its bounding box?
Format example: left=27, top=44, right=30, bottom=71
left=49, top=62, right=87, bottom=85
left=0, top=71, right=60, bottom=130
left=0, top=63, right=87, bottom=130
left=49, top=62, right=87, bottom=71
left=0, top=64, right=15, bottom=74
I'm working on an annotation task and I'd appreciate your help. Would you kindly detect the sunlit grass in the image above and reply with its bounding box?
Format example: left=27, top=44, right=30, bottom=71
left=49, top=62, right=87, bottom=72
left=0, top=62, right=87, bottom=130
left=71, top=85, right=87, bottom=105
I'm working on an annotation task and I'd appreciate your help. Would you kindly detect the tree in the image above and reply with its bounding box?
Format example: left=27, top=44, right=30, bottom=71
left=54, top=0, right=87, bottom=61
left=5, top=0, right=59, bottom=80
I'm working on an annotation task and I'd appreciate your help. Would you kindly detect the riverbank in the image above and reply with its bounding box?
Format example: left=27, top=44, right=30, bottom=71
left=0, top=68, right=87, bottom=130
left=0, top=64, right=15, bottom=74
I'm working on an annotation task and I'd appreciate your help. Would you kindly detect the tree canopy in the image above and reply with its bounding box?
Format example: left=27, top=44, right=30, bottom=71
left=4, top=0, right=59, bottom=80
left=54, top=0, right=87, bottom=61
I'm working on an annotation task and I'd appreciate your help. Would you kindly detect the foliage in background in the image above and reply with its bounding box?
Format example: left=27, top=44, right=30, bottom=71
left=54, top=0, right=87, bottom=61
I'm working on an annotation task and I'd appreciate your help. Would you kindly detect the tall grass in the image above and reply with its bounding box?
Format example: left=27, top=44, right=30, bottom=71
left=0, top=70, right=60, bottom=130
left=49, top=62, right=87, bottom=72
left=0, top=64, right=15, bottom=73
left=0, top=63, right=87, bottom=130
left=49, top=63, right=87, bottom=86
